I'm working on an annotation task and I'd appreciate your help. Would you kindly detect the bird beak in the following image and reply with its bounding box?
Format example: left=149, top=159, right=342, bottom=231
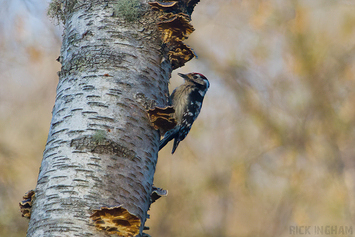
left=178, top=73, right=189, bottom=80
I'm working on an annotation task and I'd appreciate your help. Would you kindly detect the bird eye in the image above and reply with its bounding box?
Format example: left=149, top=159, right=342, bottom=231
left=193, top=75, right=198, bottom=79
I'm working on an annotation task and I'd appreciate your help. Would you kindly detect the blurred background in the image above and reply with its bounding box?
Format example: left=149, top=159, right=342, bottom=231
left=1, top=0, right=355, bottom=236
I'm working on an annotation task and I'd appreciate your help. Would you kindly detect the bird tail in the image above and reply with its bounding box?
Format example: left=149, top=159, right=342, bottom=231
left=171, top=138, right=180, bottom=154
left=159, top=127, right=180, bottom=152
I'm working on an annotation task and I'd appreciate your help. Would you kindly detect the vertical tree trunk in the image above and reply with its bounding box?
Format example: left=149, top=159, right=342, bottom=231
left=26, top=0, right=199, bottom=236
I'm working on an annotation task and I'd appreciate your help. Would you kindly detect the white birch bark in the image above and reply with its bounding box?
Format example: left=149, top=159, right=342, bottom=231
left=27, top=1, right=171, bottom=236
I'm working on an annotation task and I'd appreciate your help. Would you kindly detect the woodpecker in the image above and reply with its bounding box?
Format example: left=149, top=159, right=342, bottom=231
left=159, top=72, right=210, bottom=154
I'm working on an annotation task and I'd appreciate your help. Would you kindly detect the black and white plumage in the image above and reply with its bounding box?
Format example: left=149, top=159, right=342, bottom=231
left=159, top=72, right=210, bottom=154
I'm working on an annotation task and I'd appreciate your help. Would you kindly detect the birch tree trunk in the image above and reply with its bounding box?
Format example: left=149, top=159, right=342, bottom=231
left=25, top=0, right=199, bottom=236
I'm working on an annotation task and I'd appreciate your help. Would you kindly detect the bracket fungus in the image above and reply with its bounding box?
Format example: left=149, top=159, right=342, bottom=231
left=168, top=42, right=196, bottom=69
left=158, top=13, right=194, bottom=43
left=19, top=190, right=35, bottom=219
left=150, top=2, right=197, bottom=69
left=90, top=206, right=141, bottom=236
left=147, top=106, right=176, bottom=135
left=150, top=186, right=168, bottom=204
left=149, top=1, right=178, bottom=11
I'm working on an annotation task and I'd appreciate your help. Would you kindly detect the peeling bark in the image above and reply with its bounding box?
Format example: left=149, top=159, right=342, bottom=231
left=27, top=0, right=200, bottom=236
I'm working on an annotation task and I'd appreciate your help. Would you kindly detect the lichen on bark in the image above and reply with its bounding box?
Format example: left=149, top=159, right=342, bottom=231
left=113, top=0, right=144, bottom=22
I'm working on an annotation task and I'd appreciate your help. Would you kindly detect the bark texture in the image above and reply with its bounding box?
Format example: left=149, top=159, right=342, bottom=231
left=27, top=1, right=170, bottom=236
left=27, top=0, right=200, bottom=236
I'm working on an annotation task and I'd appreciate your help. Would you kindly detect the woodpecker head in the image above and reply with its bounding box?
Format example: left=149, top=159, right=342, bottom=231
left=178, top=72, right=210, bottom=90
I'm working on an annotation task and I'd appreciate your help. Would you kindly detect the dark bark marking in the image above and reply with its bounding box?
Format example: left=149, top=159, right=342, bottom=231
left=71, top=108, right=83, bottom=112
left=51, top=128, right=69, bottom=136
left=87, top=101, right=109, bottom=108
left=82, top=111, right=98, bottom=115
left=71, top=136, right=137, bottom=160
